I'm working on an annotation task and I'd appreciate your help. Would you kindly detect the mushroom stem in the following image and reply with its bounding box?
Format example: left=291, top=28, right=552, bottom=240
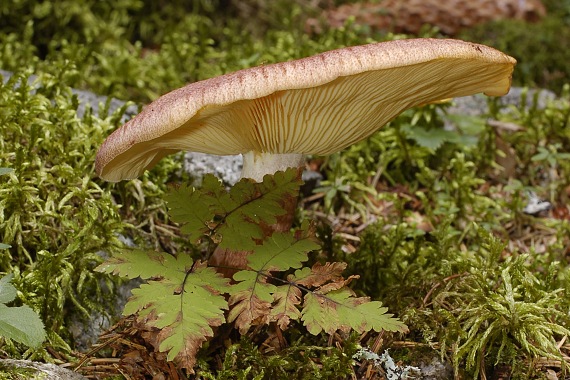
left=209, top=152, right=305, bottom=277
left=240, top=151, right=305, bottom=182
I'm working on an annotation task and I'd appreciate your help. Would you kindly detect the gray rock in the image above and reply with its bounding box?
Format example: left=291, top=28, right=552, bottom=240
left=184, top=152, right=243, bottom=186
left=448, top=87, right=556, bottom=117
left=0, top=359, right=87, bottom=380
left=73, top=89, right=138, bottom=122
left=70, top=235, right=141, bottom=352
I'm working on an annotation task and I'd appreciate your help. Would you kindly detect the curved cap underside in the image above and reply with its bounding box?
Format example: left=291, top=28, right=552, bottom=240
left=96, top=38, right=516, bottom=182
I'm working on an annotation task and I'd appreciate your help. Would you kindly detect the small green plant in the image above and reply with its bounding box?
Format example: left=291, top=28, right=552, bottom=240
left=435, top=228, right=570, bottom=379
left=0, top=168, right=46, bottom=347
left=0, top=167, right=46, bottom=349
left=97, top=169, right=407, bottom=372
left=0, top=169, right=11, bottom=251
left=0, top=274, right=46, bottom=348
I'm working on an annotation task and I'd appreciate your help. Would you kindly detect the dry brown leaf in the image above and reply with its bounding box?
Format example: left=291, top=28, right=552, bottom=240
left=316, top=275, right=359, bottom=294
left=228, top=291, right=272, bottom=333
left=156, top=324, right=212, bottom=372
left=270, top=285, right=303, bottom=330
left=296, top=262, right=347, bottom=288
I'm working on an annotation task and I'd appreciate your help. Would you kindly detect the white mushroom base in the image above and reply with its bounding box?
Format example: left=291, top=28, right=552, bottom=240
left=241, top=151, right=305, bottom=182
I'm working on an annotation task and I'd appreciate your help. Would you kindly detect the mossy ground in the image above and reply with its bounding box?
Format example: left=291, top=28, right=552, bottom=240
left=0, top=1, right=569, bottom=379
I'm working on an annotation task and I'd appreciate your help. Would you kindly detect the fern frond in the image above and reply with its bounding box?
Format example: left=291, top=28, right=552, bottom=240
left=166, top=169, right=302, bottom=250
left=270, top=284, right=303, bottom=330
left=98, top=252, right=230, bottom=372
left=165, top=180, right=219, bottom=245
left=96, top=248, right=193, bottom=280
left=267, top=263, right=347, bottom=331
left=293, top=262, right=347, bottom=288
left=228, top=231, right=320, bottom=332
left=302, top=288, right=407, bottom=335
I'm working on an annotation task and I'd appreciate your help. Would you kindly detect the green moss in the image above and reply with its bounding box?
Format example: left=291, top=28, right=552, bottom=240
left=0, top=363, right=47, bottom=380
left=0, top=67, right=181, bottom=356
left=0, top=1, right=569, bottom=377
left=196, top=334, right=360, bottom=380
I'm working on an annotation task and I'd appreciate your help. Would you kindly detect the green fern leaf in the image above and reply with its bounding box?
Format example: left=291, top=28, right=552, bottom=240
left=270, top=284, right=303, bottom=330
left=302, top=288, right=407, bottom=335
left=115, top=256, right=229, bottom=371
left=96, top=248, right=193, bottom=280
left=165, top=169, right=302, bottom=250
left=219, top=170, right=302, bottom=250
left=267, top=262, right=346, bottom=330
left=228, top=231, right=319, bottom=332
left=226, top=169, right=299, bottom=224
left=302, top=292, right=331, bottom=335
left=166, top=181, right=221, bottom=244
left=246, top=232, right=319, bottom=272
left=333, top=292, right=408, bottom=333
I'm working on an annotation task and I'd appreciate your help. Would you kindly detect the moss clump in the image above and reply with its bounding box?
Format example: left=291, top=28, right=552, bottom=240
left=196, top=334, right=360, bottom=380
left=0, top=67, right=183, bottom=356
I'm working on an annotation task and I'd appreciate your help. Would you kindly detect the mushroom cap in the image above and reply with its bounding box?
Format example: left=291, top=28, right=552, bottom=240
left=96, top=38, right=515, bottom=182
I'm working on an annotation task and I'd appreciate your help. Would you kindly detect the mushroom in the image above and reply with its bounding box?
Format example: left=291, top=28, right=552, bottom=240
left=95, top=38, right=515, bottom=274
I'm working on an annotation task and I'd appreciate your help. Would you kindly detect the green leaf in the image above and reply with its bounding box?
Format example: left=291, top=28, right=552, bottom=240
left=246, top=232, right=320, bottom=272
left=334, top=294, right=408, bottom=333
left=401, top=124, right=458, bottom=151
left=302, top=292, right=330, bottom=335
left=123, top=262, right=230, bottom=370
left=0, top=274, right=46, bottom=350
left=302, top=289, right=407, bottom=335
left=165, top=169, right=302, bottom=251
left=0, top=304, right=46, bottom=348
left=0, top=243, right=11, bottom=250
left=531, top=147, right=550, bottom=162
left=0, top=275, right=17, bottom=304
left=220, top=170, right=301, bottom=250
left=402, top=115, right=482, bottom=151
left=95, top=248, right=194, bottom=280
left=228, top=231, right=319, bottom=332
left=446, top=114, right=487, bottom=135
left=166, top=179, right=226, bottom=244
